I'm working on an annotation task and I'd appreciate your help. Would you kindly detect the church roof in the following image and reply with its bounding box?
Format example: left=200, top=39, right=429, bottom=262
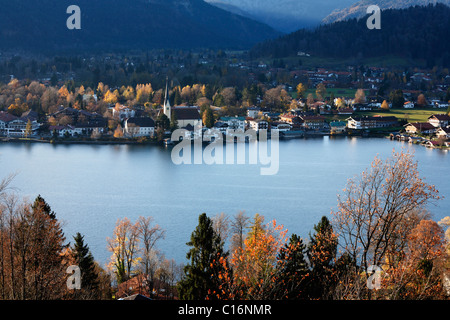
left=126, top=117, right=155, bottom=127
left=173, top=107, right=200, bottom=120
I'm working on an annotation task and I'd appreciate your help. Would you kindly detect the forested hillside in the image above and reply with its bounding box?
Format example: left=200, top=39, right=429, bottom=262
left=251, top=4, right=450, bottom=67
left=0, top=0, right=280, bottom=53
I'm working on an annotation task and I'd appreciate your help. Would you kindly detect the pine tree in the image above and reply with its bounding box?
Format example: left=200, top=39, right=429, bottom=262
left=276, top=234, right=309, bottom=299
left=305, top=216, right=338, bottom=299
left=170, top=110, right=178, bottom=132
left=177, top=213, right=227, bottom=300
left=32, top=194, right=56, bottom=220
left=72, top=232, right=100, bottom=298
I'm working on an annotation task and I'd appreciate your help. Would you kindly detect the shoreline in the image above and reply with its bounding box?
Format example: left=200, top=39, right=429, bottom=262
left=1, top=132, right=449, bottom=151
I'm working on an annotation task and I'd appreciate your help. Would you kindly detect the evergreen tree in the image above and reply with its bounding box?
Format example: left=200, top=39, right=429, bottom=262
left=156, top=113, right=170, bottom=131
left=305, top=216, right=338, bottom=299
left=389, top=89, right=405, bottom=108
left=170, top=110, right=178, bottom=132
left=71, top=232, right=100, bottom=298
left=276, top=234, right=309, bottom=299
left=32, top=194, right=56, bottom=219
left=174, top=87, right=182, bottom=106
left=177, top=213, right=227, bottom=300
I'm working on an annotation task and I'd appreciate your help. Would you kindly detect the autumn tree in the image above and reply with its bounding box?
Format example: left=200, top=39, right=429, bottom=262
left=24, top=119, right=33, bottom=138
left=332, top=150, right=440, bottom=298
left=113, top=124, right=124, bottom=138
left=354, top=89, right=366, bottom=104
left=229, top=215, right=288, bottom=300
left=212, top=213, right=230, bottom=246
left=315, top=83, right=327, bottom=101
left=0, top=191, right=68, bottom=300
left=296, top=83, right=307, bottom=99
left=229, top=211, right=250, bottom=258
left=107, top=218, right=140, bottom=284
left=417, top=94, right=427, bottom=107
left=381, top=219, right=447, bottom=299
left=202, top=106, right=214, bottom=128
left=381, top=100, right=390, bottom=110
left=135, top=216, right=165, bottom=297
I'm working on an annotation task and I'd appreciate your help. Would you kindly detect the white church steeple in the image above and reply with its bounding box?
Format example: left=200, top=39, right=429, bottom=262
left=163, top=77, right=171, bottom=119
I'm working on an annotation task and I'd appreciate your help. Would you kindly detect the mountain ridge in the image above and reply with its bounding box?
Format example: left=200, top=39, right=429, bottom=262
left=322, top=0, right=450, bottom=24
left=0, top=0, right=281, bottom=53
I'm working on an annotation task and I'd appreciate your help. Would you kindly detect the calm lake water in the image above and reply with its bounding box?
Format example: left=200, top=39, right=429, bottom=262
left=0, top=137, right=449, bottom=266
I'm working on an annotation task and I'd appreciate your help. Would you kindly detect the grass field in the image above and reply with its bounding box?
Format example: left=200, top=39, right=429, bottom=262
left=356, top=108, right=446, bottom=122
left=321, top=108, right=447, bottom=123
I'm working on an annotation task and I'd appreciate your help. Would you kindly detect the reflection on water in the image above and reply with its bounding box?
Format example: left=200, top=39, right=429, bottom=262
left=0, top=137, right=448, bottom=265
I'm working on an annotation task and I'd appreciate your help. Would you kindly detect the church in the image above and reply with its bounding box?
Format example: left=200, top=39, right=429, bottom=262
left=163, top=78, right=201, bottom=129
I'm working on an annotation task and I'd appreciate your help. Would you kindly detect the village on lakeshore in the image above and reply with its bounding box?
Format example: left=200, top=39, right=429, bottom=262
left=1, top=64, right=449, bottom=150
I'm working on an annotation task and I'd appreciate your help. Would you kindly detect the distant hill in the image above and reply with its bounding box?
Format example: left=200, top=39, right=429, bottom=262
left=206, top=0, right=356, bottom=32
left=0, top=0, right=280, bottom=53
left=322, top=0, right=450, bottom=24
left=251, top=4, right=450, bottom=67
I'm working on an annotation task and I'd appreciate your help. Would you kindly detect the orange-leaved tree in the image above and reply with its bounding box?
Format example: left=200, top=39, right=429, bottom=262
left=332, top=150, right=441, bottom=299
left=229, top=214, right=288, bottom=300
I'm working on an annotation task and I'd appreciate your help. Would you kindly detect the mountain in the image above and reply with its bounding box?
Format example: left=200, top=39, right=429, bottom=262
left=323, top=0, right=450, bottom=24
left=0, top=0, right=280, bottom=53
left=205, top=0, right=356, bottom=32
left=251, top=4, right=450, bottom=67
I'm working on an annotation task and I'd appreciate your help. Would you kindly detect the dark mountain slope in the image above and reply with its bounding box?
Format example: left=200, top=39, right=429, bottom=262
left=0, top=0, right=281, bottom=53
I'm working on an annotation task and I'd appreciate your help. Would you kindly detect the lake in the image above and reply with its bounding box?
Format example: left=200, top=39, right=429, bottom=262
left=0, top=136, right=449, bottom=266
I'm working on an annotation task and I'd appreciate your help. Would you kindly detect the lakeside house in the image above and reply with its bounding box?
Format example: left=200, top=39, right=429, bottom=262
left=329, top=121, right=347, bottom=134
left=219, top=116, right=246, bottom=132
left=270, top=122, right=292, bottom=132
left=435, top=127, right=450, bottom=139
left=0, top=110, right=40, bottom=137
left=404, top=122, right=436, bottom=135
left=248, top=119, right=269, bottom=132
left=428, top=114, right=450, bottom=128
left=124, top=117, right=155, bottom=137
left=299, top=115, right=326, bottom=130
left=347, top=116, right=399, bottom=130
left=49, top=125, right=76, bottom=137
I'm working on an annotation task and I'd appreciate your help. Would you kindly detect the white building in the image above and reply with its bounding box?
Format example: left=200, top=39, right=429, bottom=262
left=124, top=117, right=155, bottom=137
left=219, top=116, right=246, bottom=132
left=248, top=119, right=269, bottom=132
